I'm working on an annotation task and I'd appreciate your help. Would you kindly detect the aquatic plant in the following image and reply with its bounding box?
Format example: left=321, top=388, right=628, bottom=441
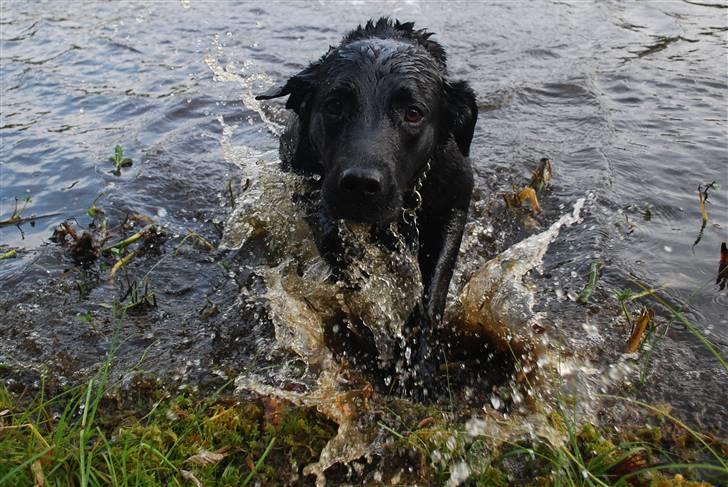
left=110, top=145, right=132, bottom=176
left=86, top=192, right=105, bottom=219
left=0, top=248, right=18, bottom=260
left=0, top=196, right=31, bottom=227
left=578, top=261, right=602, bottom=304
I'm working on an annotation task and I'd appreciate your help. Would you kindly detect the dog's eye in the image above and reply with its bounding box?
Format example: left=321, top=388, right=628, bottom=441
left=404, top=106, right=423, bottom=124
left=324, top=99, right=343, bottom=117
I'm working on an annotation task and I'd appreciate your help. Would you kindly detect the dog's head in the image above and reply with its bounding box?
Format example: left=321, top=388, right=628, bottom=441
left=257, top=18, right=477, bottom=225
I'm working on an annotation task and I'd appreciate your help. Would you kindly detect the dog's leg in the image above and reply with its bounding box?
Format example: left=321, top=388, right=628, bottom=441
left=422, top=207, right=468, bottom=322
left=398, top=207, right=468, bottom=400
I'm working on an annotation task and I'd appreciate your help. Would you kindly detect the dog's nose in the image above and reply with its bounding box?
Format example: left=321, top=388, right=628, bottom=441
left=338, top=168, right=383, bottom=196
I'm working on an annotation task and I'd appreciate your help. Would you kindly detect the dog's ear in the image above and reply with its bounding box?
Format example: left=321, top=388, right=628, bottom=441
left=255, top=62, right=320, bottom=114
left=444, top=80, right=478, bottom=157
left=257, top=63, right=323, bottom=174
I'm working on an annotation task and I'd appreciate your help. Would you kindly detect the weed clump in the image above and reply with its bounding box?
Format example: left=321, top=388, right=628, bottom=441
left=0, top=381, right=336, bottom=486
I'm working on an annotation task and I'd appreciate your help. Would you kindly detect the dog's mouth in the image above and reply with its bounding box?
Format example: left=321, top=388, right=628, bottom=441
left=320, top=168, right=403, bottom=225
left=323, top=196, right=402, bottom=226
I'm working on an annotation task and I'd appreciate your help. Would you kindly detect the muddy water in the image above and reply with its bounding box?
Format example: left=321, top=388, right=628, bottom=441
left=1, top=0, right=726, bottom=459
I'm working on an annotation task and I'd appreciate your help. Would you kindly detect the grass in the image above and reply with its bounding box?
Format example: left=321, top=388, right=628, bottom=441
left=0, top=371, right=336, bottom=486
left=617, top=277, right=728, bottom=383
left=370, top=271, right=728, bottom=486
left=578, top=261, right=602, bottom=304
left=3, top=270, right=725, bottom=486
left=375, top=394, right=726, bottom=486
left=501, top=401, right=725, bottom=487
left=0, top=381, right=336, bottom=486
left=642, top=285, right=727, bottom=373
left=0, top=306, right=336, bottom=487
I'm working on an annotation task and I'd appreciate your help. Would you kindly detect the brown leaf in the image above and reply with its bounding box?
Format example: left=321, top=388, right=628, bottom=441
left=502, top=186, right=542, bottom=214
left=624, top=307, right=654, bottom=353
left=717, top=242, right=727, bottom=290
left=417, top=417, right=436, bottom=429
left=517, top=187, right=542, bottom=214
left=607, top=452, right=648, bottom=479
left=245, top=454, right=255, bottom=471
left=698, top=189, right=708, bottom=223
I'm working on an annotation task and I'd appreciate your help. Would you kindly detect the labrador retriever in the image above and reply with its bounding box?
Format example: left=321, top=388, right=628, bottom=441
left=257, top=18, right=477, bottom=385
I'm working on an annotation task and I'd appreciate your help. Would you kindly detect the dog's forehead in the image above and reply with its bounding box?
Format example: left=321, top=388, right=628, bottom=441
left=323, top=38, right=442, bottom=89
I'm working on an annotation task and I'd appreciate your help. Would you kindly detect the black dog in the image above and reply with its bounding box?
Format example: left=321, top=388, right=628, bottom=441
left=257, top=18, right=477, bottom=384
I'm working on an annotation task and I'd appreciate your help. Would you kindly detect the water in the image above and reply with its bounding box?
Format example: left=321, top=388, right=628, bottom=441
left=1, top=0, right=726, bottom=477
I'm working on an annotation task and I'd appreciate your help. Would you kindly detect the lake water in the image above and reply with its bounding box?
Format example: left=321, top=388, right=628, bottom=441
left=1, top=0, right=726, bottom=439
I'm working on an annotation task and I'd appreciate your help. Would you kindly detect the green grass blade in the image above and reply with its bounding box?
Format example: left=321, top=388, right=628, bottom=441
left=242, top=436, right=276, bottom=487
left=601, top=394, right=726, bottom=469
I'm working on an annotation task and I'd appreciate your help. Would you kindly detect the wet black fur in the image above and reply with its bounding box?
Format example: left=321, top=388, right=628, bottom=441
left=257, top=18, right=477, bottom=389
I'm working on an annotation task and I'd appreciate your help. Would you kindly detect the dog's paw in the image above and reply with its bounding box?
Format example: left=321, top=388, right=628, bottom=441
left=390, top=303, right=442, bottom=401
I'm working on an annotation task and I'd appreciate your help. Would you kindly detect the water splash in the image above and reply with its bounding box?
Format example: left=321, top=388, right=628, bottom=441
left=219, top=132, right=422, bottom=367
left=212, top=59, right=633, bottom=483
left=219, top=113, right=425, bottom=483
left=205, top=54, right=285, bottom=135
left=447, top=198, right=585, bottom=369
